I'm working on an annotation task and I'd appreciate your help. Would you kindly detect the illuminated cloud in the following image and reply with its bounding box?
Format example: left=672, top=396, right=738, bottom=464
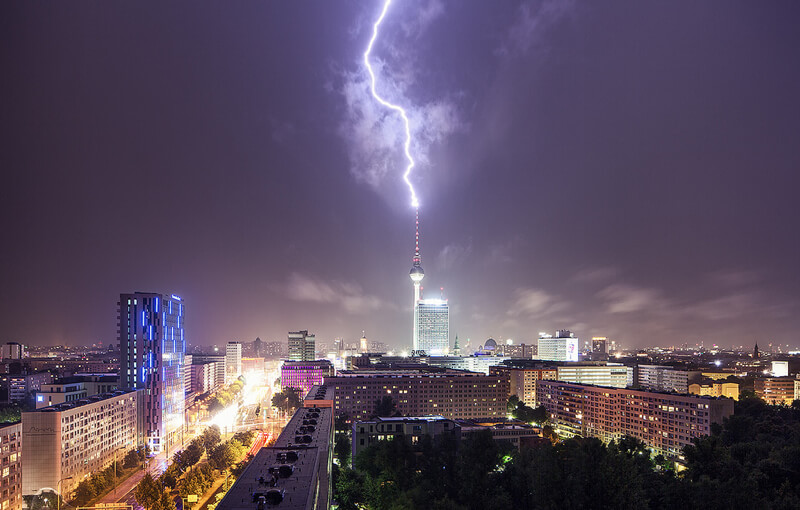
left=598, top=284, right=664, bottom=314
left=286, top=273, right=387, bottom=314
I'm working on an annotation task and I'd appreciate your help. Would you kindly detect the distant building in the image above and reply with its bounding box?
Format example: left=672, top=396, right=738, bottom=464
left=352, top=416, right=460, bottom=458
left=190, top=354, right=226, bottom=388
left=22, top=390, right=141, bottom=499
left=226, top=342, right=242, bottom=380
left=490, top=365, right=558, bottom=407
left=591, top=337, right=608, bottom=355
left=191, top=362, right=224, bottom=394
left=1, top=372, right=53, bottom=404
left=415, top=299, right=450, bottom=356
left=288, top=330, right=316, bottom=362
left=0, top=343, right=24, bottom=361
left=772, top=360, right=789, bottom=378
left=537, top=381, right=734, bottom=462
left=118, top=292, right=185, bottom=454
left=636, top=365, right=689, bottom=394
left=281, top=360, right=335, bottom=396
left=326, top=369, right=509, bottom=421
left=754, top=377, right=796, bottom=405
left=537, top=331, right=579, bottom=362
left=502, top=343, right=536, bottom=359
left=35, top=375, right=118, bottom=409
left=556, top=363, right=631, bottom=389
left=689, top=381, right=739, bottom=400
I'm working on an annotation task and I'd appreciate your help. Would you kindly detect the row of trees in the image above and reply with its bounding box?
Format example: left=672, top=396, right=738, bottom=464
left=72, top=447, right=148, bottom=505
left=208, top=378, right=245, bottom=414
left=134, top=427, right=255, bottom=510
left=334, top=396, right=800, bottom=509
left=507, top=395, right=548, bottom=424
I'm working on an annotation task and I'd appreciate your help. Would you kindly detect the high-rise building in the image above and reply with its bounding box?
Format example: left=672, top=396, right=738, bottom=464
left=226, top=341, right=242, bottom=380
left=118, top=292, right=185, bottom=454
left=591, top=337, right=608, bottom=354
left=415, top=298, right=449, bottom=355
left=636, top=365, right=689, bottom=394
left=537, top=331, right=579, bottom=362
left=288, top=330, right=316, bottom=361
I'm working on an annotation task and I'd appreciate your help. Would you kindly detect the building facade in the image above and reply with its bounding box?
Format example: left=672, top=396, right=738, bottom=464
left=637, top=365, right=689, bottom=394
left=754, top=377, right=796, bottom=405
left=225, top=342, right=242, bottom=381
left=556, top=363, right=631, bottom=389
left=288, top=331, right=316, bottom=362
left=689, top=381, right=739, bottom=400
left=489, top=365, right=558, bottom=407
left=537, top=332, right=579, bottom=362
left=537, top=381, right=734, bottom=461
left=118, top=292, right=185, bottom=453
left=414, top=299, right=450, bottom=356
left=22, top=390, right=141, bottom=499
left=0, top=344, right=23, bottom=361
left=281, top=361, right=335, bottom=396
left=0, top=423, right=21, bottom=510
left=325, top=370, right=508, bottom=421
left=352, top=416, right=460, bottom=458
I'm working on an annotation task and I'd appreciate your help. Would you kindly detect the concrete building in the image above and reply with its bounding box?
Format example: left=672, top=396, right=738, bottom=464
left=226, top=342, right=242, bottom=381
left=556, top=363, right=631, bottom=389
left=325, top=369, right=508, bottom=421
left=0, top=343, right=24, bottom=361
left=288, top=331, right=316, bottom=362
left=689, top=381, right=739, bottom=400
left=35, top=375, right=118, bottom=409
left=118, top=292, right=185, bottom=454
left=754, top=377, right=796, bottom=405
left=216, top=402, right=333, bottom=510
left=190, top=354, right=226, bottom=388
left=489, top=365, right=558, bottom=408
left=280, top=361, right=335, bottom=397
left=352, top=416, right=460, bottom=458
left=537, top=331, right=579, bottom=362
left=636, top=365, right=689, bottom=394
left=22, top=390, right=141, bottom=498
left=0, top=423, right=21, bottom=510
left=1, top=372, right=53, bottom=404
left=458, top=419, right=543, bottom=450
left=537, top=381, right=734, bottom=462
left=190, top=362, right=224, bottom=394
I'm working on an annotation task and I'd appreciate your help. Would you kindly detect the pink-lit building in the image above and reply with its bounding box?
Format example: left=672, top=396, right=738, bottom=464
left=281, top=360, right=334, bottom=396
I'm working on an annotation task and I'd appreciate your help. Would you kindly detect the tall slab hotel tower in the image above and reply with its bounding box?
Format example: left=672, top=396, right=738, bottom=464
left=119, top=292, right=185, bottom=454
left=410, top=209, right=450, bottom=356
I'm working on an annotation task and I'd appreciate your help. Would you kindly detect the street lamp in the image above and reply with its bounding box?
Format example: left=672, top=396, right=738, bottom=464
left=56, top=476, right=73, bottom=510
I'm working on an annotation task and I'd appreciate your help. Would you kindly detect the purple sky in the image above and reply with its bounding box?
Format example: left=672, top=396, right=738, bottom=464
left=2, top=1, right=799, bottom=351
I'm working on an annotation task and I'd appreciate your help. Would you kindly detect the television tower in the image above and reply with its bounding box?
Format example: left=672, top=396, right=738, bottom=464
left=409, top=208, right=424, bottom=352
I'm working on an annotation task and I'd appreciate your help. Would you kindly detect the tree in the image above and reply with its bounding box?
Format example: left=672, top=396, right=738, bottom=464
left=335, top=413, right=352, bottom=433
left=201, top=426, right=222, bottom=452
left=507, top=395, right=520, bottom=413
left=209, top=442, right=237, bottom=471
left=272, top=388, right=302, bottom=415
left=123, top=448, right=141, bottom=469
left=134, top=473, right=161, bottom=510
left=335, top=434, right=351, bottom=467
left=371, top=396, right=397, bottom=418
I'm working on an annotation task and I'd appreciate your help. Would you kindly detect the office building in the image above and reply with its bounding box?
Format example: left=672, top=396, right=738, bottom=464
left=0, top=343, right=24, bottom=361
left=591, top=337, right=608, bottom=355
left=754, top=377, right=796, bottom=406
left=226, top=342, right=242, bottom=380
left=415, top=299, right=450, bottom=356
left=772, top=361, right=789, bottom=378
left=537, top=381, right=734, bottom=462
left=118, top=292, right=185, bottom=453
left=0, top=423, right=21, bottom=510
left=22, top=390, right=141, bottom=499
left=190, top=362, right=224, bottom=395
left=689, top=381, right=739, bottom=400
left=288, top=330, right=316, bottom=362
left=537, top=331, right=579, bottom=362
left=637, top=365, right=689, bottom=394
left=325, top=369, right=508, bottom=421
left=281, top=360, right=335, bottom=396
left=216, top=402, right=333, bottom=510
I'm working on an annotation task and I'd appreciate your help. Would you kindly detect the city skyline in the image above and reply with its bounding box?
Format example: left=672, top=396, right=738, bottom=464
left=3, top=1, right=800, bottom=350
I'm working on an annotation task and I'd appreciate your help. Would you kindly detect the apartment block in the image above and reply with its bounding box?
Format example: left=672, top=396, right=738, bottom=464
left=0, top=423, right=21, bottom=510
left=537, top=381, right=733, bottom=462
left=754, top=377, right=796, bottom=406
left=281, top=361, right=335, bottom=397
left=325, top=369, right=508, bottom=421
left=489, top=365, right=557, bottom=407
left=637, top=365, right=689, bottom=394
left=22, top=390, right=141, bottom=498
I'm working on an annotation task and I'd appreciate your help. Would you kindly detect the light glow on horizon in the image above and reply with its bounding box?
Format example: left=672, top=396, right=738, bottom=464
left=364, top=0, right=419, bottom=209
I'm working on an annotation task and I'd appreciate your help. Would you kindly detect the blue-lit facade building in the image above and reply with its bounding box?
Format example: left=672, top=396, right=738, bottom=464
left=118, top=292, right=185, bottom=454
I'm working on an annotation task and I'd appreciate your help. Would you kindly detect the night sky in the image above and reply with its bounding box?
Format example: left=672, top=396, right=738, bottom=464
left=2, top=1, right=799, bottom=351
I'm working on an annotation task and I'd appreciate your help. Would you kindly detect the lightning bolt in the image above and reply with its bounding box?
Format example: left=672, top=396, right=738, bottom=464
left=364, top=0, right=419, bottom=209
